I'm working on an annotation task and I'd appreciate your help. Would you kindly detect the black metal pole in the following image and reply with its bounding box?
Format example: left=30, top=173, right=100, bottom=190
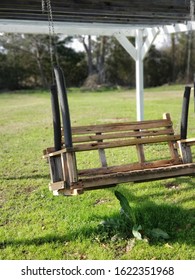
left=180, top=86, right=191, bottom=140
left=54, top=66, right=73, bottom=148
left=50, top=84, right=61, bottom=151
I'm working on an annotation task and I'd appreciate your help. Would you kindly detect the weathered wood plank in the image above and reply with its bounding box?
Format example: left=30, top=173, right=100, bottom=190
left=179, top=137, right=195, bottom=145
left=72, top=163, right=195, bottom=191
left=61, top=153, right=69, bottom=183
left=96, top=132, right=107, bottom=167
left=46, top=135, right=181, bottom=154
left=177, top=141, right=193, bottom=163
left=133, top=128, right=145, bottom=163
left=66, top=152, right=78, bottom=183
left=163, top=112, right=180, bottom=161
left=49, top=155, right=64, bottom=183
left=43, top=148, right=67, bottom=158
left=69, top=119, right=173, bottom=135
left=136, top=143, right=145, bottom=163
left=67, top=128, right=174, bottom=143
left=71, top=135, right=181, bottom=152
left=78, top=158, right=181, bottom=177
left=49, top=181, right=66, bottom=191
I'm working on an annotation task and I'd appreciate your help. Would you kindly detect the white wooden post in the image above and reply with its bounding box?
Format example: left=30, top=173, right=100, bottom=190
left=135, top=29, right=144, bottom=121
left=115, top=28, right=160, bottom=121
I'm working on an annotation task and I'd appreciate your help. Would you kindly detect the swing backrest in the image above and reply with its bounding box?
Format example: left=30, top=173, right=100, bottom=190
left=60, top=113, right=181, bottom=172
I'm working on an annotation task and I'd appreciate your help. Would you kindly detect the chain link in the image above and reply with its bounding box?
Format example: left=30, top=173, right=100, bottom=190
left=41, top=0, right=59, bottom=82
left=41, top=0, right=46, bottom=13
left=190, top=0, right=195, bottom=21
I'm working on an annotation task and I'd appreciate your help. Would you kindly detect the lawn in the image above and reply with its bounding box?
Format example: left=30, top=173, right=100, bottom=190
left=0, top=85, right=194, bottom=260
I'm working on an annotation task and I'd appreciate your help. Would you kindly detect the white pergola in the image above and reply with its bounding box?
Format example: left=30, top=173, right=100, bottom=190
left=0, top=2, right=195, bottom=120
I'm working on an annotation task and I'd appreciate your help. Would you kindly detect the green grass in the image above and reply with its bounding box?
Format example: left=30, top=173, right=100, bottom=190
left=0, top=85, right=195, bottom=260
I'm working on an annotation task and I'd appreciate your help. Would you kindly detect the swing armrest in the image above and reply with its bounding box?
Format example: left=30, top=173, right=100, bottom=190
left=178, top=138, right=195, bottom=146
left=43, top=147, right=75, bottom=158
left=177, top=138, right=195, bottom=164
left=43, top=147, right=66, bottom=159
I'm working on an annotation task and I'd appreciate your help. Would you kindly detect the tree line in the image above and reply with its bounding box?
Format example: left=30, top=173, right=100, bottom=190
left=0, top=32, right=194, bottom=91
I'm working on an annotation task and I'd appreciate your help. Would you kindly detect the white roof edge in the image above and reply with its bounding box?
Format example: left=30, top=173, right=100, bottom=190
left=0, top=19, right=137, bottom=36
left=0, top=19, right=195, bottom=37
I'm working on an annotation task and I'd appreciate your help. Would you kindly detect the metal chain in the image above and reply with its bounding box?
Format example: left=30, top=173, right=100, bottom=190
left=41, top=0, right=46, bottom=13
left=190, top=0, right=195, bottom=21
left=41, top=0, right=59, bottom=81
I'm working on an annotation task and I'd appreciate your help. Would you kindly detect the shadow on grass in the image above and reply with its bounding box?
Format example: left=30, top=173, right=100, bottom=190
left=1, top=174, right=50, bottom=180
left=121, top=177, right=195, bottom=201
left=1, top=191, right=194, bottom=250
left=0, top=228, right=96, bottom=249
left=92, top=188, right=195, bottom=246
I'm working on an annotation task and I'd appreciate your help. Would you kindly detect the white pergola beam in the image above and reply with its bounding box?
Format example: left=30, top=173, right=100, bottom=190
left=1, top=19, right=195, bottom=37
left=114, top=33, right=136, bottom=60
left=159, top=21, right=195, bottom=35
left=0, top=19, right=138, bottom=37
left=142, top=28, right=160, bottom=59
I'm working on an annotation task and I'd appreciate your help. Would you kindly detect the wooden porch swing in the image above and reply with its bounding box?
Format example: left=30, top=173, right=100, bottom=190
left=43, top=66, right=195, bottom=195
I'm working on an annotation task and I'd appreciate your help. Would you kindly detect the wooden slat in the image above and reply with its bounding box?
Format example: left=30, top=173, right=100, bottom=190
left=68, top=128, right=174, bottom=143
left=70, top=119, right=173, bottom=135
left=61, top=153, right=68, bottom=183
left=49, top=181, right=66, bottom=191
left=78, top=158, right=181, bottom=177
left=163, top=112, right=180, bottom=161
left=70, top=135, right=181, bottom=152
left=136, top=143, right=145, bottom=163
left=134, top=129, right=145, bottom=163
left=49, top=156, right=64, bottom=183
left=66, top=152, right=78, bottom=183
left=96, top=132, right=107, bottom=167
left=179, top=137, right=195, bottom=145
left=177, top=141, right=192, bottom=163
left=43, top=147, right=66, bottom=159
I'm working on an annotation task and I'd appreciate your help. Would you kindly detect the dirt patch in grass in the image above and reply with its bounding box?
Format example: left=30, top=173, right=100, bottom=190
left=164, top=182, right=180, bottom=189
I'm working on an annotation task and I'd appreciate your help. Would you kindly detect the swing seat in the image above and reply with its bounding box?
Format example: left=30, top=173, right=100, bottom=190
left=43, top=112, right=195, bottom=195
